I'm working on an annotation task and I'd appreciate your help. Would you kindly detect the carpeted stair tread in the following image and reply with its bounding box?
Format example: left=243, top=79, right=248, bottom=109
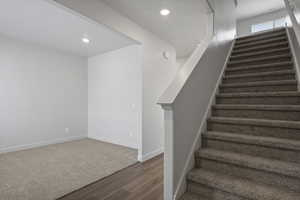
left=232, top=41, right=288, bottom=54
left=217, top=91, right=300, bottom=98
left=203, top=131, right=300, bottom=151
left=180, top=192, right=210, bottom=200
left=227, top=54, right=291, bottom=65
left=224, top=70, right=295, bottom=79
left=208, top=116, right=300, bottom=129
left=220, top=80, right=297, bottom=88
left=237, top=28, right=285, bottom=41
left=213, top=104, right=300, bottom=111
left=236, top=31, right=286, bottom=44
left=230, top=47, right=290, bottom=59
left=234, top=36, right=287, bottom=49
left=187, top=169, right=300, bottom=200
left=225, top=61, right=293, bottom=72
left=216, top=91, right=300, bottom=105
left=196, top=148, right=300, bottom=178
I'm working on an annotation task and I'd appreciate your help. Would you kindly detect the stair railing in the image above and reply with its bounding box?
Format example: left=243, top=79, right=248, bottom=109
left=158, top=1, right=236, bottom=199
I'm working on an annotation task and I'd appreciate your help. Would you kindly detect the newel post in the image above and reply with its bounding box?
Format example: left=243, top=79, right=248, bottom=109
left=160, top=104, right=174, bottom=200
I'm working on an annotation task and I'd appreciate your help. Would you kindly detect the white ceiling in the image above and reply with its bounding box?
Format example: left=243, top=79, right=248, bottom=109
left=236, top=0, right=285, bottom=20
left=0, top=0, right=136, bottom=57
left=101, top=0, right=210, bottom=58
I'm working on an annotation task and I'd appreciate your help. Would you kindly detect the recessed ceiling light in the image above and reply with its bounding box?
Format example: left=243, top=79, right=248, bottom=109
left=82, top=37, right=90, bottom=44
left=160, top=9, right=170, bottom=16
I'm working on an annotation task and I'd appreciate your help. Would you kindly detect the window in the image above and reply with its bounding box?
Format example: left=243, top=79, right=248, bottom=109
left=251, top=17, right=289, bottom=33
left=251, top=21, right=273, bottom=33
left=275, top=18, right=287, bottom=28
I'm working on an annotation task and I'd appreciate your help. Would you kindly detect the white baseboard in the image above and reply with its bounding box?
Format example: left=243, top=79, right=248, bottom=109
left=139, top=148, right=164, bottom=162
left=88, top=135, right=138, bottom=150
left=0, top=135, right=86, bottom=154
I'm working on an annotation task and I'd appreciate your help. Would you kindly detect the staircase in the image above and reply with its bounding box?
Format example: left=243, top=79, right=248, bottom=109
left=181, top=28, right=300, bottom=200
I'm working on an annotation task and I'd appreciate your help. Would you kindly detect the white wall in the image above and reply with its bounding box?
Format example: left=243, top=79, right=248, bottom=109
left=88, top=45, right=142, bottom=149
left=0, top=34, right=88, bottom=153
left=293, top=0, right=300, bottom=22
left=237, top=9, right=288, bottom=37
left=56, top=0, right=178, bottom=161
left=175, top=57, right=188, bottom=71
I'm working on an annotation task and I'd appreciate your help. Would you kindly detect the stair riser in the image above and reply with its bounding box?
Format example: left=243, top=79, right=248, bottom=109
left=230, top=49, right=291, bottom=61
left=207, top=121, right=300, bottom=140
left=220, top=84, right=297, bottom=93
left=225, top=65, right=294, bottom=76
left=195, top=159, right=300, bottom=192
left=181, top=193, right=210, bottom=200
left=227, top=57, right=292, bottom=68
left=187, top=182, right=211, bottom=199
left=234, top=38, right=287, bottom=50
left=231, top=43, right=289, bottom=56
left=216, top=96, right=300, bottom=105
left=212, top=108, right=300, bottom=121
left=236, top=33, right=286, bottom=45
left=203, top=139, right=300, bottom=164
left=188, top=182, right=248, bottom=200
left=237, top=30, right=285, bottom=40
left=223, top=74, right=295, bottom=84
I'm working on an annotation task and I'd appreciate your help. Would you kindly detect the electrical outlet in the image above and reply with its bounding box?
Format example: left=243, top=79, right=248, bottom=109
left=65, top=128, right=69, bottom=133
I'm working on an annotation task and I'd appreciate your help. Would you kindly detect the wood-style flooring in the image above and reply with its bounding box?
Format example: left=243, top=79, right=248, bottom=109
left=58, top=154, right=163, bottom=200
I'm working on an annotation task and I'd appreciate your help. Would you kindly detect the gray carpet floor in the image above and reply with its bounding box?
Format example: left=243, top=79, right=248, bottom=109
left=0, top=139, right=137, bottom=200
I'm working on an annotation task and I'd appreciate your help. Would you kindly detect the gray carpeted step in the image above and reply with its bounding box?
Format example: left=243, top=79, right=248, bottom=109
left=187, top=169, right=300, bottom=200
left=212, top=104, right=300, bottom=121
left=236, top=28, right=285, bottom=42
left=234, top=36, right=287, bottom=50
left=181, top=28, right=300, bottom=199
left=219, top=80, right=297, bottom=93
left=216, top=91, right=300, bottom=105
left=225, top=61, right=294, bottom=75
left=180, top=192, right=210, bottom=200
left=195, top=149, right=300, bottom=191
left=207, top=117, right=300, bottom=140
left=223, top=70, right=295, bottom=84
left=227, top=54, right=292, bottom=68
left=235, top=31, right=286, bottom=45
left=187, top=182, right=249, bottom=200
left=203, top=131, right=300, bottom=164
left=232, top=41, right=289, bottom=55
left=230, top=47, right=290, bottom=61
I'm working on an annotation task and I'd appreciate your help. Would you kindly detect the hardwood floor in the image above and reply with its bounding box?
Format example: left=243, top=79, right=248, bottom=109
left=58, top=154, right=164, bottom=200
